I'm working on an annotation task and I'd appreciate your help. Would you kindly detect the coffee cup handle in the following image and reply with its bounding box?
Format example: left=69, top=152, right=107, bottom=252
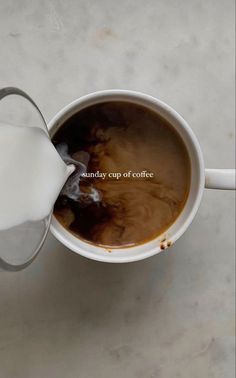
left=205, top=169, right=236, bottom=190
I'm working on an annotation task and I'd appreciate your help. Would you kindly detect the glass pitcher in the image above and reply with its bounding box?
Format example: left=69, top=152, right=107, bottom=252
left=0, top=87, right=52, bottom=271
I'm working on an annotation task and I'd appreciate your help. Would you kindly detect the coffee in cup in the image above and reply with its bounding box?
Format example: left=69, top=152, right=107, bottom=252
left=53, top=101, right=191, bottom=248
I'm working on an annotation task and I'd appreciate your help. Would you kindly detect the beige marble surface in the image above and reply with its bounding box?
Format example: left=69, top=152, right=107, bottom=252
left=0, top=0, right=235, bottom=377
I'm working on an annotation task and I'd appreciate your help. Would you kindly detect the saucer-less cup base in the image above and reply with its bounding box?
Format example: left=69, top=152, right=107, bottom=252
left=49, top=90, right=205, bottom=263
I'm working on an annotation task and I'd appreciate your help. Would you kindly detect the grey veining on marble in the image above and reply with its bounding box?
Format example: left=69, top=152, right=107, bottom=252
left=0, top=0, right=235, bottom=377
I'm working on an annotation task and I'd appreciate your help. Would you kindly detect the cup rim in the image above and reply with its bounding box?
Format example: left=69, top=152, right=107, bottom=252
left=49, top=89, right=205, bottom=263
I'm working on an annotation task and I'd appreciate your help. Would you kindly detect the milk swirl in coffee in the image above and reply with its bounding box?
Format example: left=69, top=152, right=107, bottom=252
left=53, top=102, right=191, bottom=247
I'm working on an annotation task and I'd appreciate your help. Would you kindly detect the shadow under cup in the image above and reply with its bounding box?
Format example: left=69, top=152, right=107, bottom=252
left=49, top=91, right=204, bottom=263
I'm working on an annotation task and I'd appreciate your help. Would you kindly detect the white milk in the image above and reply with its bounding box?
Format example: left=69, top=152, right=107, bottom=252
left=0, top=124, right=74, bottom=230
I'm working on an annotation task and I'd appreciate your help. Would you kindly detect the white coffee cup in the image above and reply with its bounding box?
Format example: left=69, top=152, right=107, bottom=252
left=49, top=90, right=235, bottom=263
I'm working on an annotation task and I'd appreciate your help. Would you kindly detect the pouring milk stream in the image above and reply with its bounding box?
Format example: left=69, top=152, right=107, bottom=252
left=0, top=124, right=75, bottom=230
left=0, top=87, right=102, bottom=271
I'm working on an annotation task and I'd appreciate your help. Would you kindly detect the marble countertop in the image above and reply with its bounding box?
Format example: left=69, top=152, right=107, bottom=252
left=0, top=0, right=235, bottom=377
